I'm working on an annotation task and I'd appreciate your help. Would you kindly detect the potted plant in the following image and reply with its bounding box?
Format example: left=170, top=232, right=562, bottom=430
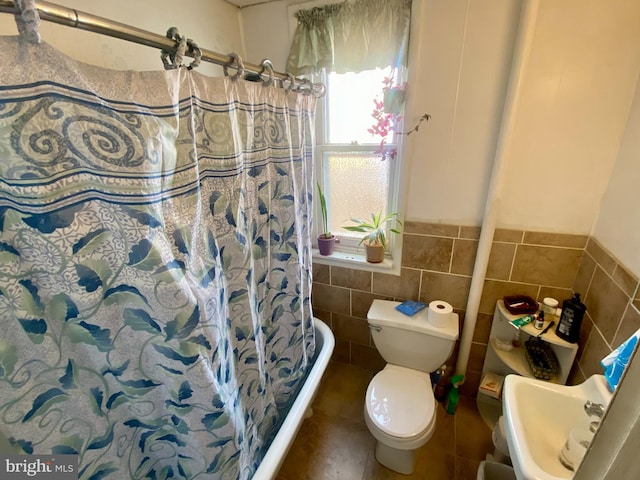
left=343, top=212, right=402, bottom=263
left=316, top=182, right=336, bottom=255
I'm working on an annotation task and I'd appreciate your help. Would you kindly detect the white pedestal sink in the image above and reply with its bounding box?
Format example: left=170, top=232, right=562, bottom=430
left=503, top=374, right=613, bottom=480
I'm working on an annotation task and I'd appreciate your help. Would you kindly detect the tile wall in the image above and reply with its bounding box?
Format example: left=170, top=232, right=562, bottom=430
left=569, top=238, right=640, bottom=384
left=312, top=221, right=640, bottom=396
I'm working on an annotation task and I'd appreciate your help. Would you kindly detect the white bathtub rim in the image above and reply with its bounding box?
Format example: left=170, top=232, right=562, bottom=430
left=251, top=317, right=335, bottom=480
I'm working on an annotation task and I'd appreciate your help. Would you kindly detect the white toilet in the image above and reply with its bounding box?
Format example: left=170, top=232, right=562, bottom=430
left=365, top=299, right=459, bottom=474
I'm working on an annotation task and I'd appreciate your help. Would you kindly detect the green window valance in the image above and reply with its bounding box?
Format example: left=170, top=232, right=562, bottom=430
left=286, top=0, right=412, bottom=76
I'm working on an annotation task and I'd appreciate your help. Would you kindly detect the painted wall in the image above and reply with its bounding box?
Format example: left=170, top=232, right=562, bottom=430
left=240, top=0, right=640, bottom=277
left=0, top=0, right=244, bottom=77
left=593, top=80, right=640, bottom=277
left=499, top=0, right=640, bottom=234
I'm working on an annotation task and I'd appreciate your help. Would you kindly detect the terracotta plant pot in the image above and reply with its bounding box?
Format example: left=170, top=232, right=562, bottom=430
left=317, top=234, right=336, bottom=256
left=364, top=240, right=385, bottom=263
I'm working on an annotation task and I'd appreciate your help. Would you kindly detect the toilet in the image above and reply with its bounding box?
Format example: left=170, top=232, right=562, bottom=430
left=365, top=299, right=459, bottom=474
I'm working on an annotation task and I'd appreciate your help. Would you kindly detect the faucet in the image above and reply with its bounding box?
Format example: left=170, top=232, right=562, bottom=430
left=584, top=400, right=605, bottom=433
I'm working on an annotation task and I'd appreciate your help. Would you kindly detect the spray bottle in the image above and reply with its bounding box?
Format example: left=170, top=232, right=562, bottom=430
left=445, top=374, right=465, bottom=415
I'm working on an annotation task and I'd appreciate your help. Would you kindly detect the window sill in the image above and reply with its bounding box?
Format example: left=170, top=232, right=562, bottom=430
left=311, top=247, right=400, bottom=275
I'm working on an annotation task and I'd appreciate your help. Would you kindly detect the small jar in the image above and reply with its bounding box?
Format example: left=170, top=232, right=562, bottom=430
left=542, top=297, right=559, bottom=315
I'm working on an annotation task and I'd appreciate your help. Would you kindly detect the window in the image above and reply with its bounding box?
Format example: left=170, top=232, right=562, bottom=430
left=314, top=67, right=403, bottom=265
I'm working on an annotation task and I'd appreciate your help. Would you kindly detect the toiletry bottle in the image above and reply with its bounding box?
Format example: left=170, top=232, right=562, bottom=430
left=534, top=311, right=545, bottom=330
left=430, top=365, right=444, bottom=392
left=434, top=366, right=448, bottom=402
left=445, top=374, right=464, bottom=414
left=555, top=293, right=586, bottom=343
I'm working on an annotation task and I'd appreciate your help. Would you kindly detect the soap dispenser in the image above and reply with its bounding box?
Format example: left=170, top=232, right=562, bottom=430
left=555, top=293, right=586, bottom=343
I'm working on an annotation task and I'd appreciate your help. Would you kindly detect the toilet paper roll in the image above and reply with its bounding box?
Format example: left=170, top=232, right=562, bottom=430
left=428, top=300, right=453, bottom=327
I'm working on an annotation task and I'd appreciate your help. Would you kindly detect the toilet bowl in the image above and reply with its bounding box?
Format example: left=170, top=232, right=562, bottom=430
left=364, top=365, right=437, bottom=474
left=365, top=299, right=459, bottom=474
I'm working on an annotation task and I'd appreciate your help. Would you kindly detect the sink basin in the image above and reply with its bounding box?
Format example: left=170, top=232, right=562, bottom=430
left=503, top=374, right=613, bottom=480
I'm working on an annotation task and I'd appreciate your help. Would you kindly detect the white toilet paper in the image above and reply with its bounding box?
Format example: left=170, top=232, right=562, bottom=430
left=427, top=300, right=453, bottom=327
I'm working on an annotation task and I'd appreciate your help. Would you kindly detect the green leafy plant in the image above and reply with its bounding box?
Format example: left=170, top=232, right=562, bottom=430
left=317, top=182, right=331, bottom=238
left=343, top=212, right=402, bottom=248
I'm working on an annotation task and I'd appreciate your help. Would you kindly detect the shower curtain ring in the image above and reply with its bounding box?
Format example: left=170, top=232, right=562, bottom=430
left=312, top=82, right=326, bottom=97
left=259, top=59, right=275, bottom=87
left=284, top=73, right=296, bottom=93
left=161, top=27, right=187, bottom=70
left=186, top=39, right=202, bottom=70
left=296, top=79, right=312, bottom=96
left=223, top=53, right=245, bottom=81
left=14, top=0, right=41, bottom=44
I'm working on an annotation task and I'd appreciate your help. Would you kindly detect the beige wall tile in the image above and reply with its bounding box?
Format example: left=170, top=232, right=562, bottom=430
left=332, top=338, right=350, bottom=364
left=586, top=238, right=617, bottom=275
left=577, top=314, right=594, bottom=361
left=472, top=313, right=493, bottom=344
left=447, top=341, right=460, bottom=369
left=350, top=343, right=385, bottom=372
left=313, top=308, right=331, bottom=325
left=402, top=234, right=454, bottom=271
left=511, top=245, right=582, bottom=288
left=419, top=271, right=472, bottom=310
left=468, top=343, right=487, bottom=371
left=460, top=225, right=481, bottom=239
left=494, top=228, right=523, bottom=243
left=372, top=267, right=420, bottom=299
left=351, top=290, right=391, bottom=319
left=612, top=264, right=639, bottom=298
left=573, top=252, right=596, bottom=296
left=479, top=280, right=539, bottom=315
left=538, top=286, right=573, bottom=304
left=487, top=242, right=516, bottom=280
left=584, top=267, right=630, bottom=344
left=612, top=304, right=640, bottom=348
left=451, top=239, right=478, bottom=276
left=460, top=370, right=482, bottom=398
left=333, top=314, right=370, bottom=346
left=331, top=266, right=371, bottom=292
left=567, top=363, right=586, bottom=386
left=579, top=328, right=612, bottom=378
left=523, top=231, right=589, bottom=248
left=404, top=221, right=459, bottom=237
left=312, top=283, right=350, bottom=315
left=313, top=263, right=330, bottom=284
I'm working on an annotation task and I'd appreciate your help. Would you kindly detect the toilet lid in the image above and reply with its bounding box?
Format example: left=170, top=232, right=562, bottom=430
left=366, top=366, right=435, bottom=438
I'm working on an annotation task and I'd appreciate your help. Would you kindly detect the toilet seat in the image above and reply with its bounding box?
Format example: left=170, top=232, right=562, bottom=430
left=365, top=365, right=435, bottom=440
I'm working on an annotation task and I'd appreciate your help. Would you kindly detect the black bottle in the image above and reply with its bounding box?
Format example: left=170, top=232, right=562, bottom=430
left=555, top=293, right=586, bottom=343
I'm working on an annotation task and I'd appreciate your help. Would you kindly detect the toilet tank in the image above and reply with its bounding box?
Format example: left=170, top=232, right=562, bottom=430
left=367, top=300, right=459, bottom=373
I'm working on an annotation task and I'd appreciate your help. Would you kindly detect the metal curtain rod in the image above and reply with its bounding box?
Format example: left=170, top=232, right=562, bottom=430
left=0, top=0, right=320, bottom=93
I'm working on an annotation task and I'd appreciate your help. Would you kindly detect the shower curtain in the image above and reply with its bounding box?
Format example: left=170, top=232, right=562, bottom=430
left=0, top=36, right=316, bottom=479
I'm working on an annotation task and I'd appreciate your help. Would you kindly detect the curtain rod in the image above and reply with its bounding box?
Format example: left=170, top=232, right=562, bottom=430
left=0, top=0, right=321, bottom=93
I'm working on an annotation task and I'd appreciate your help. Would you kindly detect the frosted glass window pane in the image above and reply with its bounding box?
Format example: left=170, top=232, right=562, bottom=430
left=324, top=152, right=390, bottom=238
left=326, top=68, right=392, bottom=145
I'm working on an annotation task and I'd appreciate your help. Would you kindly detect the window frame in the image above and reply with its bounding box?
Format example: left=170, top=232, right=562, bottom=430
left=312, top=70, right=405, bottom=274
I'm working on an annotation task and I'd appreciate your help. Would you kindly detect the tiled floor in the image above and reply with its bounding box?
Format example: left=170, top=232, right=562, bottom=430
left=276, top=361, right=495, bottom=480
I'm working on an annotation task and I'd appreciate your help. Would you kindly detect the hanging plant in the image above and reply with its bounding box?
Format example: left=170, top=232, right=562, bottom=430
left=368, top=75, right=431, bottom=161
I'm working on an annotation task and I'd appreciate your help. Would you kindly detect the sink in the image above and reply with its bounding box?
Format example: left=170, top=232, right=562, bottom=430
left=503, top=374, right=613, bottom=480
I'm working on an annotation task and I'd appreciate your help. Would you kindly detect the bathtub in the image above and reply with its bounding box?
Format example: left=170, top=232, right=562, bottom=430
left=252, top=318, right=335, bottom=479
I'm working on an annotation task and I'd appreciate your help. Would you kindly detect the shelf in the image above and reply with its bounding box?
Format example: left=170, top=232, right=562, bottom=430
left=489, top=338, right=559, bottom=383
left=477, top=392, right=502, bottom=429
left=519, top=318, right=579, bottom=351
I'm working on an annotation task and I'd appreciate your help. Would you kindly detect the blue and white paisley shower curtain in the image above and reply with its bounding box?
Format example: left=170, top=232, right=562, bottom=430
left=0, top=36, right=316, bottom=479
